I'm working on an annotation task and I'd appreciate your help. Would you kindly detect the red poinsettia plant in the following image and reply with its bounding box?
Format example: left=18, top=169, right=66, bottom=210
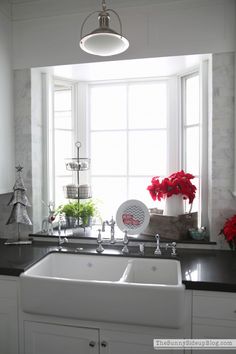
left=220, top=215, right=236, bottom=250
left=147, top=170, right=197, bottom=204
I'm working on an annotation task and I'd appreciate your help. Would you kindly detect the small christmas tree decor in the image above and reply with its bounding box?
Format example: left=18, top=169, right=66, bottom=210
left=5, top=165, right=32, bottom=244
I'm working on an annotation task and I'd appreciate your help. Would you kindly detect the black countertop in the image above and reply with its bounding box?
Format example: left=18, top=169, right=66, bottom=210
left=1, top=239, right=236, bottom=292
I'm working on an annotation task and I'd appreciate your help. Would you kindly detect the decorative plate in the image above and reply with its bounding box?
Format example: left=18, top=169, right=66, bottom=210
left=116, top=199, right=150, bottom=235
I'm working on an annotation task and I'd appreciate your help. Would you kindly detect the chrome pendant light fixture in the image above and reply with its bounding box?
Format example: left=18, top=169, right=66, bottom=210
left=80, top=0, right=129, bottom=56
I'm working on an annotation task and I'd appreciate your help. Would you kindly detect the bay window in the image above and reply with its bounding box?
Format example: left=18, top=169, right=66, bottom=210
left=50, top=69, right=205, bottom=225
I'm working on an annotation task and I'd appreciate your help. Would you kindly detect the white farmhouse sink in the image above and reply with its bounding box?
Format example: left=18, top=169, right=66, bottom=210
left=121, top=258, right=182, bottom=285
left=24, top=252, right=129, bottom=281
left=20, top=252, right=185, bottom=328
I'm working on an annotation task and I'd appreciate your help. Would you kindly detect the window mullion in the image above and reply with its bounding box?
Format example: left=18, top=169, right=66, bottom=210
left=167, top=77, right=180, bottom=175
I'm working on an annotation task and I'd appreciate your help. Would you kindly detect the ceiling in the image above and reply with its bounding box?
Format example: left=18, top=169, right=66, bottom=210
left=9, top=0, right=182, bottom=4
left=39, top=54, right=208, bottom=82
left=7, top=0, right=188, bottom=22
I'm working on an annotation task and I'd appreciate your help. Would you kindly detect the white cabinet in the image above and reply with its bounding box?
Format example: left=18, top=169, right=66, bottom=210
left=192, top=291, right=236, bottom=354
left=21, top=289, right=191, bottom=354
left=23, top=321, right=184, bottom=354
left=0, top=277, right=19, bottom=354
left=24, top=321, right=99, bottom=354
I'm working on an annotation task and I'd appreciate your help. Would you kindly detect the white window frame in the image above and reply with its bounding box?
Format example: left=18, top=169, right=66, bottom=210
left=179, top=62, right=209, bottom=229
left=49, top=78, right=76, bottom=206
left=87, top=78, right=178, bottom=215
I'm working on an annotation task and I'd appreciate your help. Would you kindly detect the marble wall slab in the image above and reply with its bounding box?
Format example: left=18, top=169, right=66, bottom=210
left=210, top=52, right=235, bottom=248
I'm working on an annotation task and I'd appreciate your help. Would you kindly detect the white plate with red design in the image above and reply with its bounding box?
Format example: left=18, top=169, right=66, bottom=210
left=116, top=199, right=150, bottom=235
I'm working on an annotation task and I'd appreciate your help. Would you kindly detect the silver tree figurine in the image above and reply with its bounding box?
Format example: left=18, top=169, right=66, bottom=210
left=6, top=165, right=32, bottom=242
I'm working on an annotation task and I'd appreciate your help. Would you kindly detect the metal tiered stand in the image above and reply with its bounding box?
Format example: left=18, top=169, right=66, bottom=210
left=63, top=142, right=91, bottom=232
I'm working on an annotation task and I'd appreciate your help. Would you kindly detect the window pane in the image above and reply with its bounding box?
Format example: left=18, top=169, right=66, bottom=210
left=54, top=112, right=72, bottom=129
left=54, top=89, right=71, bottom=111
left=91, top=132, right=127, bottom=175
left=91, top=177, right=127, bottom=219
left=55, top=176, right=72, bottom=207
left=185, top=126, right=199, bottom=176
left=129, top=82, right=167, bottom=129
left=185, top=75, right=199, bottom=126
left=90, top=85, right=126, bottom=130
left=55, top=130, right=73, bottom=175
left=129, top=131, right=167, bottom=176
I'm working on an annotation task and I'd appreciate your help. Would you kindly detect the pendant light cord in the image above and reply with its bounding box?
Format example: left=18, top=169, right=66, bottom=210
left=80, top=0, right=123, bottom=40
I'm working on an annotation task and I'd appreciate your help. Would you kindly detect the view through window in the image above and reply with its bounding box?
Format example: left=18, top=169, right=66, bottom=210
left=50, top=71, right=201, bottom=222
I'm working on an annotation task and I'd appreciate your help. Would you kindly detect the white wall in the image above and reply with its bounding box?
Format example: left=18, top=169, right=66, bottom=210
left=12, top=0, right=235, bottom=69
left=0, top=9, right=15, bottom=193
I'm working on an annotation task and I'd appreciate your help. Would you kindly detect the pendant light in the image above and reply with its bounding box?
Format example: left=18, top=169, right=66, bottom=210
left=80, top=0, right=129, bottom=56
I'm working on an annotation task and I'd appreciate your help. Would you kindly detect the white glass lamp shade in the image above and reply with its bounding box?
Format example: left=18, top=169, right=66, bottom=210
left=80, top=31, right=129, bottom=56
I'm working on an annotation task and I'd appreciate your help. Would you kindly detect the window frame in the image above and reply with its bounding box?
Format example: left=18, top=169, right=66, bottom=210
left=46, top=65, right=209, bottom=232
left=50, top=78, right=76, bottom=206
left=180, top=64, right=209, bottom=228
left=88, top=78, right=173, bottom=217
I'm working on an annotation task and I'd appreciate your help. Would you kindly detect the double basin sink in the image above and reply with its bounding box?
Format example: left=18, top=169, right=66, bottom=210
left=20, top=252, right=185, bottom=328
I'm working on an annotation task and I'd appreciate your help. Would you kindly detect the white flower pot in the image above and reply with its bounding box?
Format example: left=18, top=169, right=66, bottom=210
left=164, top=195, right=184, bottom=217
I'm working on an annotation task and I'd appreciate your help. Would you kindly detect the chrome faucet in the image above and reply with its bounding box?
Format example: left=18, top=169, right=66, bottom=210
left=58, top=235, right=68, bottom=250
left=58, top=214, right=68, bottom=250
left=121, top=230, right=129, bottom=255
left=154, top=233, right=162, bottom=255
left=102, top=217, right=116, bottom=244
left=166, top=242, right=177, bottom=256
left=96, top=229, right=104, bottom=253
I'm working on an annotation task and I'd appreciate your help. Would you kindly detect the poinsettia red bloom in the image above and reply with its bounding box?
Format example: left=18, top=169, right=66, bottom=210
left=147, top=170, right=196, bottom=204
left=221, top=215, right=236, bottom=250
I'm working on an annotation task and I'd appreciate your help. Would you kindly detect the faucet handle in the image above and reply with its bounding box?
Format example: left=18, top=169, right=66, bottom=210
left=171, top=242, right=177, bottom=256
left=154, top=233, right=162, bottom=255
left=110, top=216, right=115, bottom=224
left=58, top=236, right=69, bottom=251
left=166, top=242, right=177, bottom=256
left=139, top=243, right=145, bottom=255
left=123, top=230, right=129, bottom=245
left=96, top=229, right=104, bottom=253
left=122, top=230, right=129, bottom=255
left=155, top=233, right=160, bottom=241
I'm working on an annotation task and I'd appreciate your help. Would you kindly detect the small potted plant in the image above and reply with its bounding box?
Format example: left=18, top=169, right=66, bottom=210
left=79, top=200, right=98, bottom=227
left=57, top=201, right=80, bottom=228
left=220, top=214, right=236, bottom=251
left=57, top=200, right=98, bottom=228
left=147, top=170, right=197, bottom=216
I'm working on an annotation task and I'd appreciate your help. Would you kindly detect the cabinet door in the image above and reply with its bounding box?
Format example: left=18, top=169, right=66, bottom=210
left=192, top=324, right=236, bottom=354
left=100, top=330, right=184, bottom=354
left=24, top=321, right=99, bottom=354
left=0, top=298, right=18, bottom=354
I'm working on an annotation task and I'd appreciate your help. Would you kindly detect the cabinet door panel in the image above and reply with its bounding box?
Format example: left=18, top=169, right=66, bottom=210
left=193, top=324, right=236, bottom=338
left=192, top=324, right=236, bottom=354
left=24, top=321, right=99, bottom=354
left=103, top=341, right=179, bottom=354
left=0, top=299, right=18, bottom=354
left=193, top=292, right=236, bottom=321
left=100, top=330, right=184, bottom=354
